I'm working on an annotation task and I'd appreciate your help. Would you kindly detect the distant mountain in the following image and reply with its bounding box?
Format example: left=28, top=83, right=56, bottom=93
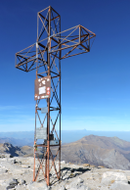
left=61, top=135, right=130, bottom=170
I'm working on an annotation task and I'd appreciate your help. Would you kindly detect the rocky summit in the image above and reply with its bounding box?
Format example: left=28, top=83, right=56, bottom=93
left=1, top=135, right=130, bottom=189
left=0, top=154, right=130, bottom=190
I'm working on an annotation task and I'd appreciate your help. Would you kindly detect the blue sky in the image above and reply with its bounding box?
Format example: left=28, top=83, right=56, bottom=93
left=0, top=0, right=130, bottom=132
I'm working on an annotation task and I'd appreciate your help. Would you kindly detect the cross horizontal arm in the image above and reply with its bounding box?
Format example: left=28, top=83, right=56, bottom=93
left=15, top=25, right=95, bottom=72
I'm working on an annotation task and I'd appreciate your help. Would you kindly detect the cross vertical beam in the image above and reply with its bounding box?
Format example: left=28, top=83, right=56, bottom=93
left=33, top=6, right=62, bottom=186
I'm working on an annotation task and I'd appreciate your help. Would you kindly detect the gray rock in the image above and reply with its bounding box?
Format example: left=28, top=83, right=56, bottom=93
left=69, top=185, right=91, bottom=190
left=58, top=186, right=66, bottom=190
left=10, top=159, right=17, bottom=164
left=79, top=186, right=91, bottom=190
left=17, top=178, right=26, bottom=185
left=99, top=187, right=110, bottom=190
left=6, top=178, right=18, bottom=189
left=77, top=177, right=84, bottom=184
left=69, top=187, right=90, bottom=190
left=110, top=181, right=130, bottom=190
left=0, top=168, right=8, bottom=174
left=61, top=161, right=66, bottom=165
left=0, top=154, right=11, bottom=159
left=101, top=171, right=127, bottom=186
left=15, top=185, right=27, bottom=190
left=9, top=178, right=18, bottom=185
left=65, top=176, right=84, bottom=189
left=27, top=181, right=51, bottom=190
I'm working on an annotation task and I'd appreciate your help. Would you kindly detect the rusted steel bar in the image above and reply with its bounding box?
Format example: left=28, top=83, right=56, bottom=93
left=39, top=13, right=49, bottom=22
left=51, top=15, right=60, bottom=21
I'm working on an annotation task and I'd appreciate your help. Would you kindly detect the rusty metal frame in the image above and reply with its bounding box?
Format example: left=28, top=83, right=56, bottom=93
left=15, top=6, right=96, bottom=186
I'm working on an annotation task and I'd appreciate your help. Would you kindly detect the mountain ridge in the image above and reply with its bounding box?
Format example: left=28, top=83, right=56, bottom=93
left=1, top=135, right=130, bottom=170
left=61, top=135, right=130, bottom=169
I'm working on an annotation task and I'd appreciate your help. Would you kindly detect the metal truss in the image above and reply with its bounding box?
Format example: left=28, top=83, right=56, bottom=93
left=15, top=6, right=96, bottom=186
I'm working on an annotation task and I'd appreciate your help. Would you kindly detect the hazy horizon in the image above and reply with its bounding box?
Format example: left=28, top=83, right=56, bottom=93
left=0, top=130, right=130, bottom=144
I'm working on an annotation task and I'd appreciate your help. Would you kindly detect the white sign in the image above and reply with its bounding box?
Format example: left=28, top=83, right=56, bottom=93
left=39, top=86, right=46, bottom=95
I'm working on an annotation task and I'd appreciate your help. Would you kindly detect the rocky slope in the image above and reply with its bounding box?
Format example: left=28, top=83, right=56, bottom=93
left=0, top=155, right=130, bottom=190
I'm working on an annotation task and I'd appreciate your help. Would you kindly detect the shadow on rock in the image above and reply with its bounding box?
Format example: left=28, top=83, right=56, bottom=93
left=51, top=166, right=90, bottom=186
